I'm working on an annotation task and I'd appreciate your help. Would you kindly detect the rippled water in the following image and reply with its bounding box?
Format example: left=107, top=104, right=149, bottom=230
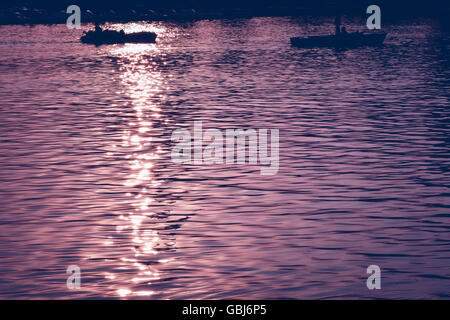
left=0, top=17, right=449, bottom=299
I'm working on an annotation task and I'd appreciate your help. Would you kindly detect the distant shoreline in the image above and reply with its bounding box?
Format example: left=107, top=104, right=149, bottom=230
left=1, top=6, right=449, bottom=26
left=0, top=8, right=291, bottom=26
left=3, top=7, right=336, bottom=26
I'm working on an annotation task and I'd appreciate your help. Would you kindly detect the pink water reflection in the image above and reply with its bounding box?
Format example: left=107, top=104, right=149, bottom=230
left=108, top=41, right=166, bottom=298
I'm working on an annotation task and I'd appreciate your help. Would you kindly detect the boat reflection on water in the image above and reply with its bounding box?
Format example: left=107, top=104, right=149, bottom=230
left=291, top=32, right=387, bottom=48
left=81, top=29, right=157, bottom=45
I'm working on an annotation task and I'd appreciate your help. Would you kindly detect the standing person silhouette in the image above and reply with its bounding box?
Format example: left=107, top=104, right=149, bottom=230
left=334, top=15, right=341, bottom=35
left=94, top=22, right=102, bottom=33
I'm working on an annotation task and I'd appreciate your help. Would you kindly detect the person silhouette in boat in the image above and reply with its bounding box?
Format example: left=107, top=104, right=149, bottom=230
left=334, top=15, right=341, bottom=35
left=94, top=22, right=103, bottom=34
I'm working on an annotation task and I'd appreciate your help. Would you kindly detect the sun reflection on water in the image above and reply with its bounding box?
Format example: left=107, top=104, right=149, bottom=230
left=107, top=33, right=169, bottom=298
left=103, top=22, right=166, bottom=36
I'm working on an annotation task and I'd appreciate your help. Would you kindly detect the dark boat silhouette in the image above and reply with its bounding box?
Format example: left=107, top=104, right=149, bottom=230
left=291, top=32, right=387, bottom=48
left=81, top=29, right=157, bottom=45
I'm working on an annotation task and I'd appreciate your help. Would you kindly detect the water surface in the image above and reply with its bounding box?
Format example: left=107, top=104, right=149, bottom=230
left=0, top=17, right=449, bottom=299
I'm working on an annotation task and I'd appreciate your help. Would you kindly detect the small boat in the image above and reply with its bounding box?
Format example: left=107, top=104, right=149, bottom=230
left=291, top=32, right=387, bottom=48
left=81, top=30, right=157, bottom=45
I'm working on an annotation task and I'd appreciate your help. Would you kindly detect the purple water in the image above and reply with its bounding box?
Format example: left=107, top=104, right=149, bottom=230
left=0, top=17, right=449, bottom=299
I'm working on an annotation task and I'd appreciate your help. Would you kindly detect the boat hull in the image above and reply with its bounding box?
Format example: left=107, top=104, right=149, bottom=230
left=291, top=32, right=387, bottom=48
left=81, top=31, right=157, bottom=45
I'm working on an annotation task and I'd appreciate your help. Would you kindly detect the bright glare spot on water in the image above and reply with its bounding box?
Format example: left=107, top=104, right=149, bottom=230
left=117, top=288, right=132, bottom=297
